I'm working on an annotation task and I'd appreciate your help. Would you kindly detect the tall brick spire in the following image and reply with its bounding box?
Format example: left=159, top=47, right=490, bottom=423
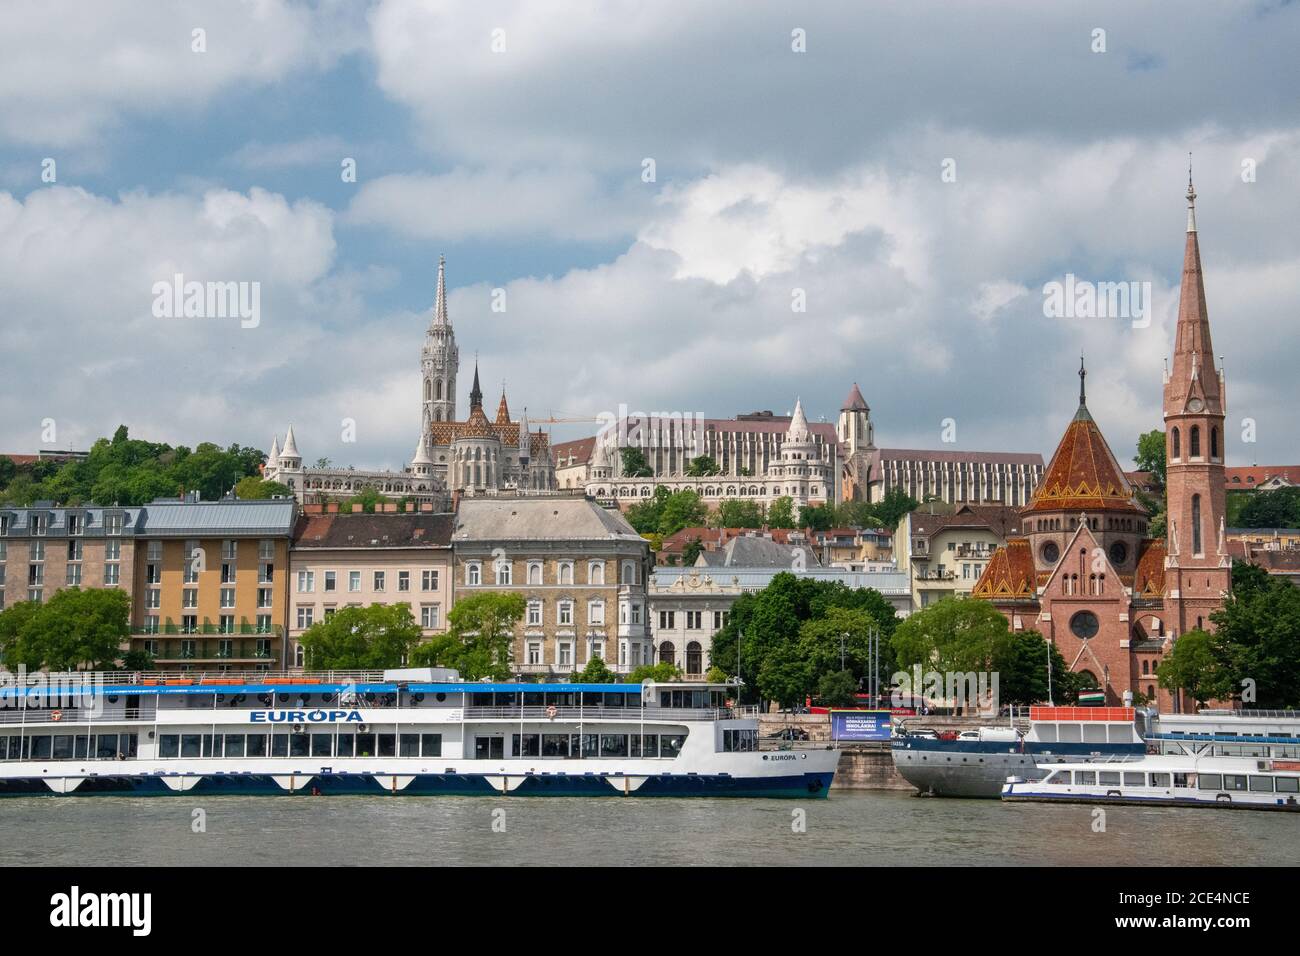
left=1163, top=167, right=1230, bottom=636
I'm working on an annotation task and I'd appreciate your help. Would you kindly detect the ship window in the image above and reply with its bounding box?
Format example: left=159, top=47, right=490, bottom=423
left=313, top=734, right=334, bottom=757
left=1046, top=770, right=1069, bottom=785
left=1123, top=772, right=1145, bottom=787
left=1035, top=724, right=1058, bottom=742
left=1149, top=773, right=1171, bottom=787
left=1197, top=774, right=1223, bottom=790
left=1222, top=774, right=1248, bottom=792
left=271, top=735, right=289, bottom=758
left=356, top=733, right=376, bottom=757
left=600, top=734, right=629, bottom=757
left=1098, top=771, right=1122, bottom=786
left=203, top=735, right=223, bottom=758
left=290, top=733, right=310, bottom=757
left=52, top=735, right=74, bottom=760
left=660, top=734, right=686, bottom=758
left=181, top=734, right=201, bottom=758
left=378, top=734, right=396, bottom=757
left=30, top=736, right=52, bottom=760
left=1277, top=777, right=1299, bottom=793
left=422, top=734, right=443, bottom=757
left=247, top=734, right=268, bottom=757
left=224, top=735, right=246, bottom=758
left=336, top=734, right=354, bottom=757
left=1074, top=771, right=1096, bottom=785
left=159, top=735, right=179, bottom=758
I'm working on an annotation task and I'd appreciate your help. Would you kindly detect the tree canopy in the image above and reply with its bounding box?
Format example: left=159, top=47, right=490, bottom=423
left=298, top=603, right=424, bottom=670
left=625, top=486, right=708, bottom=537
left=0, top=588, right=131, bottom=671
left=411, top=591, right=525, bottom=680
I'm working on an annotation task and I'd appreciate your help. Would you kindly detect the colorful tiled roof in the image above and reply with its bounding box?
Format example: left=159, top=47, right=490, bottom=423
left=971, top=538, right=1037, bottom=599
left=1024, top=403, right=1144, bottom=515
left=1133, top=539, right=1167, bottom=596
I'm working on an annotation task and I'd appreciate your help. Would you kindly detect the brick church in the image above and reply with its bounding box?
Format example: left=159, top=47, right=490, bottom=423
left=973, top=175, right=1231, bottom=712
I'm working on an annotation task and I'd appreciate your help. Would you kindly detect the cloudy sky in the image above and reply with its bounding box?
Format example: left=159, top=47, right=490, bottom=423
left=1, top=0, right=1298, bottom=473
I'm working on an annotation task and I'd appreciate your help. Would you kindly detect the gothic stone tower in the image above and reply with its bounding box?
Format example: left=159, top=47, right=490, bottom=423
left=1163, top=173, right=1231, bottom=634
left=422, top=255, right=459, bottom=426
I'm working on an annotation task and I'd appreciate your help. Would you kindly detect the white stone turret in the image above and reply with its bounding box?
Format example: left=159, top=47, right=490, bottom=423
left=410, top=433, right=434, bottom=477
left=279, top=425, right=301, bottom=468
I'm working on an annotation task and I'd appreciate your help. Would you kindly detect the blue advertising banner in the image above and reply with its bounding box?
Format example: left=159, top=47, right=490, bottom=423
left=830, top=709, right=892, bottom=741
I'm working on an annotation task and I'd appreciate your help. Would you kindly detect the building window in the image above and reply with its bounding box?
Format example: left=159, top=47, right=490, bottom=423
left=65, top=563, right=81, bottom=586
left=221, top=561, right=235, bottom=584
left=297, top=570, right=314, bottom=592
left=349, top=571, right=362, bottom=592
left=1210, top=426, right=1219, bottom=459
left=29, top=540, right=44, bottom=561
left=104, top=514, right=123, bottom=535
left=558, top=562, right=574, bottom=585
left=631, top=603, right=642, bottom=625
left=104, top=539, right=120, bottom=561
left=146, top=588, right=160, bottom=609
left=1190, top=425, right=1201, bottom=457
left=713, top=611, right=728, bottom=630
left=558, top=601, right=574, bottom=626
left=1171, top=427, right=1180, bottom=459
left=527, top=562, right=542, bottom=585
left=467, top=563, right=481, bottom=586
left=659, top=610, right=675, bottom=630
left=558, top=642, right=572, bottom=668
left=30, top=514, right=46, bottom=536
left=398, top=571, right=410, bottom=592
left=147, top=540, right=162, bottom=561
left=295, top=643, right=305, bottom=668
left=495, top=561, right=512, bottom=585
left=1192, top=494, right=1203, bottom=555
left=104, top=563, right=119, bottom=586
left=685, top=611, right=702, bottom=630
left=590, top=640, right=604, bottom=660
left=589, top=561, right=604, bottom=585
left=589, top=600, right=605, bottom=626
left=422, top=569, right=439, bottom=591
left=259, top=539, right=274, bottom=560
left=183, top=588, right=198, bottom=609
left=421, top=605, right=440, bottom=629
left=620, top=560, right=637, bottom=585
left=67, top=539, right=82, bottom=561
left=527, top=601, right=542, bottom=626
left=220, top=540, right=236, bottom=560
left=220, top=587, right=236, bottom=609
left=260, top=563, right=274, bottom=584
left=374, top=571, right=385, bottom=592
left=257, top=588, right=273, bottom=609
left=324, top=570, right=336, bottom=592
left=297, top=606, right=314, bottom=629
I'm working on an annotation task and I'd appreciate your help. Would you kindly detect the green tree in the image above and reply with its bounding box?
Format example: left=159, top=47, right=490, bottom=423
left=798, top=503, right=835, bottom=531
left=620, top=447, right=654, bottom=478
left=234, top=476, right=293, bottom=499
left=767, top=496, right=796, bottom=529
left=1157, top=630, right=1227, bottom=707
left=757, top=640, right=813, bottom=710
left=873, top=488, right=920, bottom=530
left=13, top=588, right=131, bottom=671
left=705, top=665, right=728, bottom=683
left=0, top=600, right=42, bottom=667
left=890, top=597, right=1010, bottom=676
left=817, top=669, right=859, bottom=707
left=0, top=455, right=15, bottom=487
left=626, top=661, right=682, bottom=684
left=989, top=629, right=1071, bottom=707
left=412, top=592, right=526, bottom=680
left=681, top=537, right=705, bottom=566
left=717, top=498, right=764, bottom=529
left=835, top=499, right=878, bottom=528
left=1207, top=574, right=1300, bottom=707
left=1237, top=487, right=1300, bottom=529
left=298, top=603, right=424, bottom=670
left=685, top=455, right=721, bottom=477
left=657, top=489, right=708, bottom=537
left=576, top=656, right=617, bottom=682
left=342, top=486, right=397, bottom=513
left=625, top=485, right=669, bottom=534
left=1133, top=429, right=1167, bottom=487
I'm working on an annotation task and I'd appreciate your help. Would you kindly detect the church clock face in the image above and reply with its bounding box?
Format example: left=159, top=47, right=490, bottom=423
left=1041, top=541, right=1060, bottom=565
left=1069, top=610, right=1100, bottom=640
left=1187, top=398, right=1205, bottom=412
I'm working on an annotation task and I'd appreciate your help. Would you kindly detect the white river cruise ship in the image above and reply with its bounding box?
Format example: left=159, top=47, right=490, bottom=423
left=0, top=669, right=838, bottom=798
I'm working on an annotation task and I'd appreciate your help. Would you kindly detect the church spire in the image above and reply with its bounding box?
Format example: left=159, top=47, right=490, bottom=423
left=469, top=359, right=482, bottom=409
left=1169, top=167, right=1220, bottom=410
left=432, top=254, right=449, bottom=327
left=1186, top=154, right=1197, bottom=234
left=1073, top=355, right=1093, bottom=422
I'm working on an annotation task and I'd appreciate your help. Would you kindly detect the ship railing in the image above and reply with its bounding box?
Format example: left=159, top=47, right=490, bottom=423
left=463, top=706, right=734, bottom=722
left=1191, top=709, right=1300, bottom=720
left=0, top=706, right=160, bottom=726
left=0, top=669, right=388, bottom=686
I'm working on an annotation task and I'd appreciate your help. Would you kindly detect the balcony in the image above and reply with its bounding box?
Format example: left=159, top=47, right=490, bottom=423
left=915, top=570, right=957, bottom=582
left=132, top=623, right=283, bottom=637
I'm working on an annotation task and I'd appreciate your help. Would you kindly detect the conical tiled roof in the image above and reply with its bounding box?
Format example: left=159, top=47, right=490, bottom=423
left=841, top=382, right=869, bottom=411
left=971, top=538, right=1037, bottom=600
left=1024, top=366, right=1144, bottom=515
left=495, top=390, right=511, bottom=425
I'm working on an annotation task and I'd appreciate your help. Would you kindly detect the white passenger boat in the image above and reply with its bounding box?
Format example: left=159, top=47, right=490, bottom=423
left=0, top=670, right=839, bottom=798
left=1001, top=754, right=1300, bottom=811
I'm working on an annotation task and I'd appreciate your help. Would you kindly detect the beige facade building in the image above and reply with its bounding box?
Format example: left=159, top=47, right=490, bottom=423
left=894, top=504, right=1021, bottom=611
left=287, top=507, right=455, bottom=668
left=130, top=497, right=297, bottom=670
left=451, top=496, right=652, bottom=676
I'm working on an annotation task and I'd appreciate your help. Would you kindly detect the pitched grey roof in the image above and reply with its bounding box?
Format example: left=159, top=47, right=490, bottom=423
left=0, top=504, right=144, bottom=536
left=696, top=535, right=822, bottom=569
left=454, top=497, right=644, bottom=542
left=136, top=499, right=297, bottom=536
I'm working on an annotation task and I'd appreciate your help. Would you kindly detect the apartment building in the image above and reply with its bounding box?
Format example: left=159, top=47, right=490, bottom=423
left=895, top=504, right=1021, bottom=610
left=130, top=496, right=297, bottom=671
left=0, top=503, right=143, bottom=611
left=288, top=506, right=454, bottom=668
left=452, top=496, right=652, bottom=676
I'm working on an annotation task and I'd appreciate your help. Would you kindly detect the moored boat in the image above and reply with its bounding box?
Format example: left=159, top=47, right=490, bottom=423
left=1001, top=754, right=1300, bottom=811
left=0, top=670, right=838, bottom=798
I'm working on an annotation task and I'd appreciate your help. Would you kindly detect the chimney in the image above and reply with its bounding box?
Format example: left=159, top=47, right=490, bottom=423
left=326, top=502, right=339, bottom=514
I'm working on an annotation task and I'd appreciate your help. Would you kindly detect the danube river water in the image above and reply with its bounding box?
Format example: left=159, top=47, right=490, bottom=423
left=2, top=792, right=1296, bottom=866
